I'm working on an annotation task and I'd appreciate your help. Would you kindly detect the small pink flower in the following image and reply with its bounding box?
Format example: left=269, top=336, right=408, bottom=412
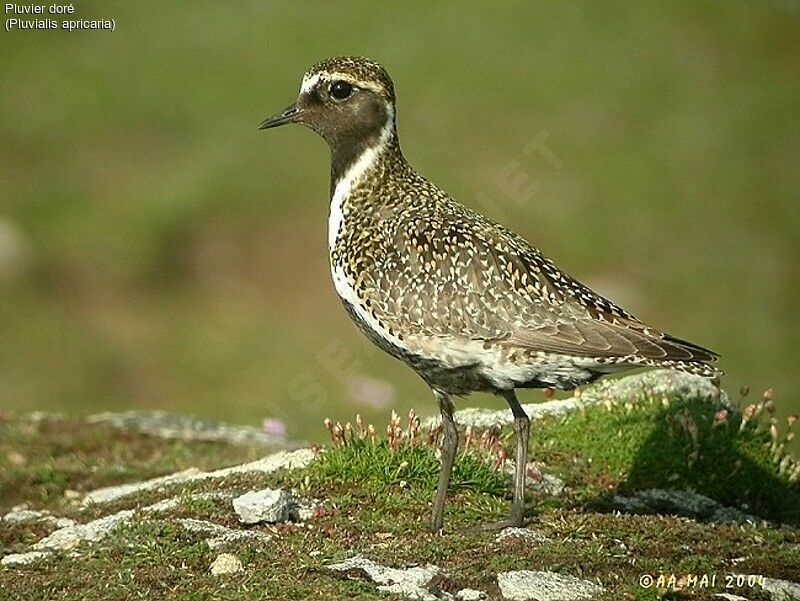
left=346, top=376, right=395, bottom=408
left=262, top=418, right=287, bottom=437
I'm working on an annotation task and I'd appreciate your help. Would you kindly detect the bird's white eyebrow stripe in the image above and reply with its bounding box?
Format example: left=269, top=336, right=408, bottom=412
left=299, top=71, right=384, bottom=95
left=300, top=73, right=321, bottom=94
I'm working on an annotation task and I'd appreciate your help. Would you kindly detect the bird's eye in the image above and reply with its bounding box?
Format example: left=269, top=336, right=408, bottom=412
left=330, top=80, right=353, bottom=101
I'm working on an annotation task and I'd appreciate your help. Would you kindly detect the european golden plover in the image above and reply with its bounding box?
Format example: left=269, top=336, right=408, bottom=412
left=259, top=56, right=720, bottom=531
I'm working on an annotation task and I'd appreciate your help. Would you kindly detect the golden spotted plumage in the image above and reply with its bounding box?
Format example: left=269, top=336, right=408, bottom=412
left=261, top=56, right=721, bottom=529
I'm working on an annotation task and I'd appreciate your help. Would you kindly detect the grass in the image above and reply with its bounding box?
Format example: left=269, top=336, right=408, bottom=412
left=0, top=412, right=270, bottom=514
left=308, top=439, right=508, bottom=498
left=303, top=411, right=508, bottom=498
left=528, top=389, right=800, bottom=523
left=1, top=387, right=799, bottom=600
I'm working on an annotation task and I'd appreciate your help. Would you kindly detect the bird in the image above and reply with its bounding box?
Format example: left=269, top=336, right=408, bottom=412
left=259, top=56, right=720, bottom=531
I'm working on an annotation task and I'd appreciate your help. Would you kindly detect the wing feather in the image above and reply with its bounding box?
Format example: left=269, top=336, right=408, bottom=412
left=379, top=207, right=718, bottom=367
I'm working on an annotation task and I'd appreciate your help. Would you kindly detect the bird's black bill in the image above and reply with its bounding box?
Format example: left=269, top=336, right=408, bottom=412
left=258, top=104, right=300, bottom=130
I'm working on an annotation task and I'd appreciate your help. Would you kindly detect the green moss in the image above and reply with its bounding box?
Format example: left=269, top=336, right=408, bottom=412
left=0, top=414, right=268, bottom=513
left=2, top=398, right=799, bottom=600
left=529, top=394, right=800, bottom=523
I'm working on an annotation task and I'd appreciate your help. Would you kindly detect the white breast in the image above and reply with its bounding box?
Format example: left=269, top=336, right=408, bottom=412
left=328, top=143, right=382, bottom=249
left=327, top=104, right=395, bottom=250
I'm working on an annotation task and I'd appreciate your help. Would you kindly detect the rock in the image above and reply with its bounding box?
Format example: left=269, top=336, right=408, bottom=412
left=429, top=398, right=587, bottom=431
left=1, top=487, right=281, bottom=568
left=3, top=509, right=42, bottom=526
left=426, top=370, right=729, bottom=430
left=63, top=489, right=81, bottom=501
left=233, top=488, right=292, bottom=524
left=732, top=574, right=800, bottom=601
left=80, top=468, right=202, bottom=506
left=496, top=527, right=550, bottom=544
left=328, top=555, right=443, bottom=601
left=528, top=471, right=566, bottom=497
left=289, top=496, right=320, bottom=521
left=713, top=593, right=750, bottom=601
left=87, top=410, right=289, bottom=447
left=1, top=551, right=49, bottom=567
left=178, top=518, right=271, bottom=549
left=456, top=588, right=487, bottom=600
left=5, top=451, right=26, bottom=467
left=610, top=494, right=649, bottom=514
left=525, top=461, right=567, bottom=497
left=2, top=509, right=135, bottom=566
left=612, top=489, right=759, bottom=524
left=503, top=462, right=566, bottom=497
left=81, top=448, right=315, bottom=506
left=209, top=553, right=243, bottom=575
left=2, top=508, right=75, bottom=529
left=497, top=570, right=604, bottom=601
left=33, top=510, right=134, bottom=552
left=763, top=576, right=800, bottom=601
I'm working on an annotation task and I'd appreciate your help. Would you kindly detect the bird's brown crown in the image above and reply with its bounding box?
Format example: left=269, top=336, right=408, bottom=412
left=302, top=56, right=396, bottom=103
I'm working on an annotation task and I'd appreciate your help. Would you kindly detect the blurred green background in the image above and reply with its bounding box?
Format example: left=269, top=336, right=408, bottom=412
left=1, top=1, right=798, bottom=443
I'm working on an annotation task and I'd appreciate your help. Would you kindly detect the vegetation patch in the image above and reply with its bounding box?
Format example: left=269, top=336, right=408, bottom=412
left=1, top=386, right=799, bottom=600
left=0, top=412, right=268, bottom=514
left=528, top=388, right=800, bottom=524
left=302, top=410, right=508, bottom=498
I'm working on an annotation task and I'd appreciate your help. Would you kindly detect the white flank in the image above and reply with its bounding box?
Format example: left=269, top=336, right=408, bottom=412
left=330, top=267, right=405, bottom=353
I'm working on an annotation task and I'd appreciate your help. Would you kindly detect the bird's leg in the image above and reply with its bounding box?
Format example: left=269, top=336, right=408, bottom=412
left=430, top=389, right=457, bottom=532
left=502, top=389, right=530, bottom=527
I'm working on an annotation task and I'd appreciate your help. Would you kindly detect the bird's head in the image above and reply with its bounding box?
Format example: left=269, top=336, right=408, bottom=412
left=259, top=56, right=397, bottom=153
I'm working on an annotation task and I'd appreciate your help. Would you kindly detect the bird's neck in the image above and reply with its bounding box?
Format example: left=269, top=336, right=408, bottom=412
left=328, top=103, right=409, bottom=197
left=327, top=119, right=410, bottom=249
left=330, top=136, right=406, bottom=195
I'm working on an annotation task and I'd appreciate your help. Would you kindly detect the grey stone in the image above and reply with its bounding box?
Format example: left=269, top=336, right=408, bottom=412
left=612, top=489, right=759, bottom=524
left=178, top=518, right=271, bottom=549
left=1, top=551, right=49, bottom=567
left=456, top=588, right=487, bottom=600
left=2, top=509, right=136, bottom=566
left=328, top=555, right=443, bottom=601
left=80, top=448, right=314, bottom=506
left=497, top=570, right=603, bottom=601
left=528, top=471, right=566, bottom=497
left=504, top=462, right=566, bottom=497
left=86, top=410, right=288, bottom=447
left=496, top=527, right=550, bottom=544
left=33, top=510, right=134, bottom=552
left=209, top=553, right=243, bottom=575
left=763, top=577, right=800, bottom=601
left=764, top=577, right=800, bottom=601
left=426, top=370, right=729, bottom=430
left=2, top=508, right=75, bottom=529
left=732, top=574, right=800, bottom=601
left=233, top=488, right=293, bottom=524
left=2, top=509, right=50, bottom=525
left=1, top=494, right=260, bottom=568
left=289, top=496, right=320, bottom=522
